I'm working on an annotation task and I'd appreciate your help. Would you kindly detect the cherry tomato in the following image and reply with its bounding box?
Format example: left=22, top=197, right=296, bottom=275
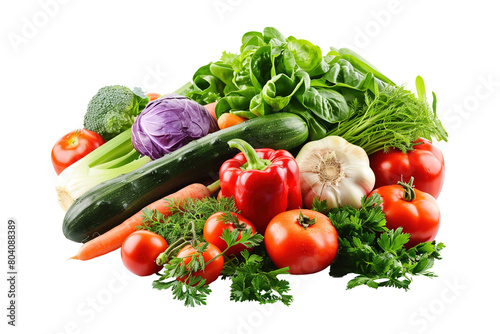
left=176, top=243, right=224, bottom=285
left=370, top=179, right=440, bottom=249
left=146, top=93, right=160, bottom=101
left=121, top=231, right=168, bottom=276
left=264, top=209, right=338, bottom=275
left=203, top=212, right=256, bottom=258
left=51, top=129, right=105, bottom=175
left=369, top=138, right=445, bottom=198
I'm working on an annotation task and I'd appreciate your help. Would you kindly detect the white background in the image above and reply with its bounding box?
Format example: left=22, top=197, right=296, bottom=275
left=1, top=0, right=499, bottom=333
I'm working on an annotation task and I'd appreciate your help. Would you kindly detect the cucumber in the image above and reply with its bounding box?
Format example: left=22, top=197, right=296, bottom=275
left=63, top=112, right=308, bottom=243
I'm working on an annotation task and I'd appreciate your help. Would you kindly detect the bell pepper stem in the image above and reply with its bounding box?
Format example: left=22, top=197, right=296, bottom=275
left=228, top=139, right=271, bottom=171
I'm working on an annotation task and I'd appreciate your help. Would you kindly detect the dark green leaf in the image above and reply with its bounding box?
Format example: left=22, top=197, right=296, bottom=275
left=302, top=87, right=349, bottom=123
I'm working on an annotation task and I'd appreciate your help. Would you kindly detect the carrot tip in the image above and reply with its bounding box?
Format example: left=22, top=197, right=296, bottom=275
left=67, top=255, right=79, bottom=260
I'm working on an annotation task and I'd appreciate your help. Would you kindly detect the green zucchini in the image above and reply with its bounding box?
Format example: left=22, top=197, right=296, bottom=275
left=63, top=112, right=308, bottom=243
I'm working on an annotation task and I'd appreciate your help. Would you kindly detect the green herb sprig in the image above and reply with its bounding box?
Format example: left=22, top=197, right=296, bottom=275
left=314, top=195, right=445, bottom=290
left=152, top=228, right=270, bottom=307
left=140, top=196, right=238, bottom=245
left=145, top=196, right=292, bottom=307
left=327, top=83, right=448, bottom=154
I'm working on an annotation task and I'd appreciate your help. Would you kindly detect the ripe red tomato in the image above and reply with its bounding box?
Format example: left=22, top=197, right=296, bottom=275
left=121, top=231, right=168, bottom=276
left=51, top=129, right=105, bottom=175
left=176, top=243, right=224, bottom=285
left=370, top=180, right=441, bottom=249
left=203, top=212, right=256, bottom=257
left=264, top=209, right=338, bottom=275
left=369, top=138, right=445, bottom=198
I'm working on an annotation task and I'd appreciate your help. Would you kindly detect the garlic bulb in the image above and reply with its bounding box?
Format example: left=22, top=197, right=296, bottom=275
left=296, top=136, right=375, bottom=210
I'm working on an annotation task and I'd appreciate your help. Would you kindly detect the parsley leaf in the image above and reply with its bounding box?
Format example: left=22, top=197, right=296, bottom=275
left=226, top=250, right=293, bottom=306
left=139, top=196, right=239, bottom=245
left=327, top=194, right=445, bottom=290
left=152, top=278, right=211, bottom=307
left=150, top=211, right=292, bottom=307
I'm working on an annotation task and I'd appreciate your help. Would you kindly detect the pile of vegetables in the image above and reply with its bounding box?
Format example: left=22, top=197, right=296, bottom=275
left=52, top=27, right=448, bottom=307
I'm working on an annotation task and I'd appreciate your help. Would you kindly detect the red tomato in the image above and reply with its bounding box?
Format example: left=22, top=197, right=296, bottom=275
left=176, top=243, right=224, bottom=285
left=204, top=212, right=256, bottom=257
left=51, top=129, right=105, bottom=175
left=370, top=180, right=440, bottom=249
left=369, top=138, right=445, bottom=198
left=121, top=231, right=168, bottom=276
left=146, top=93, right=160, bottom=101
left=264, top=209, right=338, bottom=275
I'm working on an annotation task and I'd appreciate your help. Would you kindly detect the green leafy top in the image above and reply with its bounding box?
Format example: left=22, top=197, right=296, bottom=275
left=324, top=194, right=445, bottom=290
left=152, top=227, right=291, bottom=307
left=143, top=196, right=292, bottom=307
left=139, top=196, right=238, bottom=245
left=327, top=83, right=448, bottom=154
left=179, top=27, right=447, bottom=148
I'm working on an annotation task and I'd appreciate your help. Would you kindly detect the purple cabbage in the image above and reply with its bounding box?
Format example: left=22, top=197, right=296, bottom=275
left=131, top=94, right=219, bottom=159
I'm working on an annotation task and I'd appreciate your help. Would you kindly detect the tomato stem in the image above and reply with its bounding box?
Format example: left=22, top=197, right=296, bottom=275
left=397, top=177, right=416, bottom=202
left=297, top=210, right=316, bottom=229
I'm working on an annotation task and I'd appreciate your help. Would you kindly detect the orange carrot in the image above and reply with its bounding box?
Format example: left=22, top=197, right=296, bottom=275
left=70, top=182, right=219, bottom=261
left=205, top=102, right=218, bottom=121
left=146, top=92, right=161, bottom=101
left=217, top=113, right=247, bottom=129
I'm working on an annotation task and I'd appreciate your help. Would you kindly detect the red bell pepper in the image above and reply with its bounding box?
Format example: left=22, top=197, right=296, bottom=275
left=219, top=139, right=302, bottom=234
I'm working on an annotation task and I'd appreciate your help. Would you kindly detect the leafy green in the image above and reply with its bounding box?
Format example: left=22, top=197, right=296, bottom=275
left=223, top=249, right=293, bottom=306
left=139, top=196, right=239, bottom=245
left=327, top=194, right=445, bottom=290
left=182, top=27, right=407, bottom=142
left=302, top=87, right=350, bottom=123
left=327, top=81, right=448, bottom=154
left=145, top=196, right=292, bottom=306
left=152, top=267, right=212, bottom=307
left=181, top=27, right=447, bottom=149
left=152, top=227, right=290, bottom=307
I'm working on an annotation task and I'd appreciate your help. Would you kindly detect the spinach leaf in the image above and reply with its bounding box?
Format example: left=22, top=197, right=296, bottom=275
left=284, top=100, right=327, bottom=141
left=301, top=87, right=349, bottom=123
left=338, top=48, right=395, bottom=85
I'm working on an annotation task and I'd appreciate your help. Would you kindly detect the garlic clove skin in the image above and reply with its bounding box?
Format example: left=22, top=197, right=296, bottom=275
left=296, top=136, right=375, bottom=210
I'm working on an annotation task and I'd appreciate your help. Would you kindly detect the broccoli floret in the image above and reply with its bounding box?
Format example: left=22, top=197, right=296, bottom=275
left=84, top=85, right=148, bottom=141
